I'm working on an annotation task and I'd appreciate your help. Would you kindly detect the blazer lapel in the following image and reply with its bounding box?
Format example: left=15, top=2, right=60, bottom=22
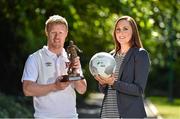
left=118, top=47, right=135, bottom=80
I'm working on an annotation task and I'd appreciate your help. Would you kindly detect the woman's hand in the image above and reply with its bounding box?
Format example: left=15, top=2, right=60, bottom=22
left=94, top=74, right=116, bottom=86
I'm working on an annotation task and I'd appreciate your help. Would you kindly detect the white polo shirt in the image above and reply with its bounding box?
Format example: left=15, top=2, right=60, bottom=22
left=22, top=46, right=81, bottom=118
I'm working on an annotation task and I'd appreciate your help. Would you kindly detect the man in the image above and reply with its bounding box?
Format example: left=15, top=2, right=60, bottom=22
left=22, top=15, right=87, bottom=118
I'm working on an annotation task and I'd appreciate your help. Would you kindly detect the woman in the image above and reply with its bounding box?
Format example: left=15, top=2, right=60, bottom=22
left=94, top=16, right=150, bottom=118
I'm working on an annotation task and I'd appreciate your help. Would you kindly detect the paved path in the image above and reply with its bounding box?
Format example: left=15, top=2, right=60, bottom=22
left=77, top=93, right=162, bottom=118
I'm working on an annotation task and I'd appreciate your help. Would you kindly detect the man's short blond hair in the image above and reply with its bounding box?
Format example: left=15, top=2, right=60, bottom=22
left=45, top=15, right=68, bottom=36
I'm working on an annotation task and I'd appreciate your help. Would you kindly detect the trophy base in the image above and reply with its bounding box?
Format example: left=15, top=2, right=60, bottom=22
left=61, top=75, right=84, bottom=82
left=60, top=75, right=69, bottom=82
left=69, top=76, right=82, bottom=81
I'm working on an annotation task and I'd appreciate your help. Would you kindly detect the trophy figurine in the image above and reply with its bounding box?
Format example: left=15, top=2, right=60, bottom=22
left=60, top=40, right=83, bottom=82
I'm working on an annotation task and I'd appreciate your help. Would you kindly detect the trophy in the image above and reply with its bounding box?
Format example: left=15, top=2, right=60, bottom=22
left=60, top=40, right=83, bottom=82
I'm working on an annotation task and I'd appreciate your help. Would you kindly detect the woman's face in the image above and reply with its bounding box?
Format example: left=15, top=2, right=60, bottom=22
left=115, top=20, right=133, bottom=45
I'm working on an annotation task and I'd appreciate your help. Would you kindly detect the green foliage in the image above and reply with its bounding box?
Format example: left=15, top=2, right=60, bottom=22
left=0, top=93, right=33, bottom=118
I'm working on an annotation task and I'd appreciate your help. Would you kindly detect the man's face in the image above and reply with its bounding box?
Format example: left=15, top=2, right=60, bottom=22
left=47, top=23, right=68, bottom=49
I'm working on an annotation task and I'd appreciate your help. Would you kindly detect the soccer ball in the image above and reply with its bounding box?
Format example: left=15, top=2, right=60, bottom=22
left=89, top=52, right=116, bottom=78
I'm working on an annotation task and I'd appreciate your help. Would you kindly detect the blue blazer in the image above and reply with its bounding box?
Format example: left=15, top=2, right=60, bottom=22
left=99, top=47, right=150, bottom=118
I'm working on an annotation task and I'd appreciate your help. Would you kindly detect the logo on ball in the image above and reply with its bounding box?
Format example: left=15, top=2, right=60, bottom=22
left=89, top=52, right=116, bottom=78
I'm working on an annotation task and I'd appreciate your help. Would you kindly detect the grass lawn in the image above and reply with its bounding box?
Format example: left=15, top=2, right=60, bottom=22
left=149, top=96, right=180, bottom=119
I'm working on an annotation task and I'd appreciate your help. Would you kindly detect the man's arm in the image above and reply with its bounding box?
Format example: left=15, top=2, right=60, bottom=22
left=74, top=79, right=87, bottom=94
left=23, top=80, right=70, bottom=96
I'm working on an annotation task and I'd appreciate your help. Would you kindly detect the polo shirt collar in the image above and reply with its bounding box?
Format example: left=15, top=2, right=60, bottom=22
left=43, top=46, right=68, bottom=59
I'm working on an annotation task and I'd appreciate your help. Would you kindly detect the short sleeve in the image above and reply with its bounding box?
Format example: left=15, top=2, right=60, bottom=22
left=21, top=55, right=38, bottom=82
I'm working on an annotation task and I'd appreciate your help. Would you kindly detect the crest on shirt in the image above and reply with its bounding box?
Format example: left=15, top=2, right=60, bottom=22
left=45, top=62, right=52, bottom=66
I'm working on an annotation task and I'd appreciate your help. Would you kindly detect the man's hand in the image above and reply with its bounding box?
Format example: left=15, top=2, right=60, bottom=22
left=54, top=76, right=70, bottom=91
left=72, top=56, right=81, bottom=69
